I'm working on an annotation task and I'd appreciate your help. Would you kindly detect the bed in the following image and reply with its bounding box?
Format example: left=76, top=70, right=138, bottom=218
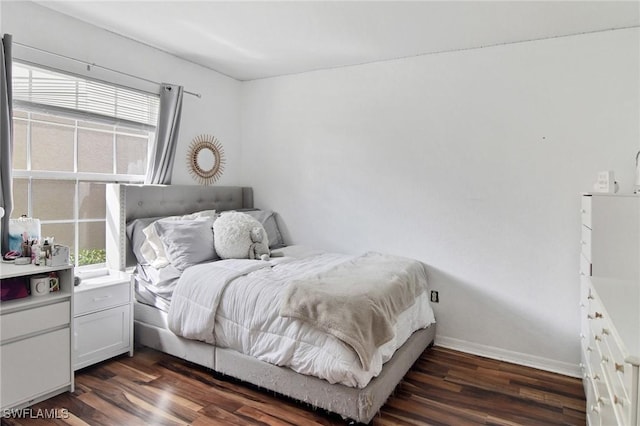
left=105, top=184, right=436, bottom=423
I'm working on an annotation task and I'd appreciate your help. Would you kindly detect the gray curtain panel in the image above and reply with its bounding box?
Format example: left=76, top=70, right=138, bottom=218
left=145, top=83, right=184, bottom=184
left=1, top=34, right=13, bottom=255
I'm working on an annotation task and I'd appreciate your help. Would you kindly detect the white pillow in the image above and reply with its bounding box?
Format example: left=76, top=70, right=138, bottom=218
left=213, top=212, right=268, bottom=259
left=140, top=209, right=216, bottom=268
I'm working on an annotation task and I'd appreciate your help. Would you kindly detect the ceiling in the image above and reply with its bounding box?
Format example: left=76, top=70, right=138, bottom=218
left=36, top=1, right=640, bottom=81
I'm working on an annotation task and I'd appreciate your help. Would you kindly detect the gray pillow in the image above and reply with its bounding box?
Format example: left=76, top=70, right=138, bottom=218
left=154, top=219, right=217, bottom=271
left=240, top=210, right=285, bottom=249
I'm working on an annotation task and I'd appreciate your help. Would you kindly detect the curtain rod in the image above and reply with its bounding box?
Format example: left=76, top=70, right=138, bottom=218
left=14, top=41, right=202, bottom=98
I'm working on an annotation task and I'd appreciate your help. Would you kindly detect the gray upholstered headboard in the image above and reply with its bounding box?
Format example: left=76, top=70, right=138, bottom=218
left=106, top=184, right=253, bottom=271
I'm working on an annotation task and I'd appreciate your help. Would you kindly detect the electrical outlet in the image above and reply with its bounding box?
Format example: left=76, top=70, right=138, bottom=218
left=430, top=290, right=439, bottom=303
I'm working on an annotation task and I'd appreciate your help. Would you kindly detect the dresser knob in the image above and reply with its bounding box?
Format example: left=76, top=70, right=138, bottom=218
left=587, top=346, right=593, bottom=352
left=587, top=314, right=594, bottom=320
left=595, top=335, right=602, bottom=342
left=615, top=363, right=625, bottom=373
left=614, top=395, right=623, bottom=406
left=592, top=373, right=600, bottom=381
left=601, top=355, right=609, bottom=364
left=601, top=328, right=610, bottom=335
left=588, top=295, right=595, bottom=300
left=595, top=312, right=603, bottom=319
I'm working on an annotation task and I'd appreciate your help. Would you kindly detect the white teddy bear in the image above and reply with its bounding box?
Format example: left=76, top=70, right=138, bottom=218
left=249, top=226, right=270, bottom=261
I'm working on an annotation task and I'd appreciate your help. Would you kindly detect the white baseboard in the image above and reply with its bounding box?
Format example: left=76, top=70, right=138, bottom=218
left=435, top=335, right=581, bottom=378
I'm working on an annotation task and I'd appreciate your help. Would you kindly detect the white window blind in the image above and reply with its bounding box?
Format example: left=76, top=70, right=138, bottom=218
left=13, top=62, right=159, bottom=130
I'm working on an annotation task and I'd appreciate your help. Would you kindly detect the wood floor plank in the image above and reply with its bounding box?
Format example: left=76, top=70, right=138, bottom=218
left=1, top=346, right=585, bottom=426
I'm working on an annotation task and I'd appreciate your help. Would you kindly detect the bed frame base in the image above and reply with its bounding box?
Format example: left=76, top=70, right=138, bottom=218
left=135, top=320, right=435, bottom=423
left=108, top=184, right=437, bottom=423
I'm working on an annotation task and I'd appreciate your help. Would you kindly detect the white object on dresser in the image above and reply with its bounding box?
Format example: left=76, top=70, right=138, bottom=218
left=0, top=262, right=74, bottom=411
left=580, top=194, right=639, bottom=281
left=73, top=270, right=133, bottom=370
left=579, top=194, right=640, bottom=426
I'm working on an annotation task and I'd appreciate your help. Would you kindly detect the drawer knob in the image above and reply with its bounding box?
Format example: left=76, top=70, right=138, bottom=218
left=615, top=363, right=625, bottom=373
left=595, top=312, right=603, bottom=319
left=92, top=295, right=112, bottom=302
left=601, top=328, right=610, bottom=335
left=614, top=395, right=624, bottom=406
left=601, top=355, right=609, bottom=364
left=595, top=335, right=602, bottom=342
left=588, top=295, right=595, bottom=300
left=591, top=405, right=600, bottom=413
left=587, top=314, right=594, bottom=320
left=587, top=346, right=593, bottom=352
left=592, top=373, right=600, bottom=381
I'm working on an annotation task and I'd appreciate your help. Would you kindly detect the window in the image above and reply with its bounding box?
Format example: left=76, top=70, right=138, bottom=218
left=11, top=63, right=159, bottom=267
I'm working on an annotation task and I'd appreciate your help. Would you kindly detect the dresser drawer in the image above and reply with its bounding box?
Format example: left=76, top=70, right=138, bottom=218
left=75, top=281, right=130, bottom=315
left=601, top=331, right=632, bottom=403
left=1, top=301, right=70, bottom=343
left=0, top=328, right=71, bottom=409
left=580, top=254, right=592, bottom=277
left=581, top=196, right=592, bottom=229
left=581, top=225, right=592, bottom=262
left=594, top=365, right=619, bottom=426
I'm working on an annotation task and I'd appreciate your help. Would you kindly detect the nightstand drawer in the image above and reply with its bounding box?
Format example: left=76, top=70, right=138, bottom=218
left=74, top=304, right=130, bottom=370
left=1, top=301, right=70, bottom=343
left=75, top=281, right=130, bottom=315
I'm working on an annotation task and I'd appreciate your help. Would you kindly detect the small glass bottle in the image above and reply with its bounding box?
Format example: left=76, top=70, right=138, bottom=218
left=42, top=240, right=52, bottom=265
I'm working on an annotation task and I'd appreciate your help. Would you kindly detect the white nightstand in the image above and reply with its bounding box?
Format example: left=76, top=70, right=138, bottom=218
left=0, top=262, right=74, bottom=410
left=73, top=270, right=133, bottom=370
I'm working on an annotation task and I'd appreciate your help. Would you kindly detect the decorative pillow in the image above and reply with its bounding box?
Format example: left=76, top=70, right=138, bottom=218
left=240, top=210, right=285, bottom=249
left=126, top=216, right=162, bottom=265
left=154, top=219, right=216, bottom=271
left=141, top=209, right=216, bottom=268
left=213, top=212, right=269, bottom=259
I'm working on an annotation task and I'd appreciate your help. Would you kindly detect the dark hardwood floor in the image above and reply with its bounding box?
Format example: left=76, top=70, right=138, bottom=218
left=2, top=346, right=585, bottom=426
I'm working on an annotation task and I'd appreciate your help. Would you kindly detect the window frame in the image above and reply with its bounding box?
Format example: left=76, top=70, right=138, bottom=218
left=11, top=62, right=158, bottom=270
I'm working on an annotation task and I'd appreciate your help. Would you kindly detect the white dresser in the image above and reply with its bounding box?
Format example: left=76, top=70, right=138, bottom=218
left=0, top=263, right=74, bottom=410
left=73, top=270, right=133, bottom=370
left=580, top=194, right=640, bottom=425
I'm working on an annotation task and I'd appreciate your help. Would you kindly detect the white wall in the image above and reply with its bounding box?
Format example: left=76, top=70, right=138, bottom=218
left=1, top=1, right=241, bottom=185
left=241, top=28, right=640, bottom=375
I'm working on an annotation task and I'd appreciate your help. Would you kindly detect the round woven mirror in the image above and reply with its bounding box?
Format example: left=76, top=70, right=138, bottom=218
left=187, top=134, right=225, bottom=185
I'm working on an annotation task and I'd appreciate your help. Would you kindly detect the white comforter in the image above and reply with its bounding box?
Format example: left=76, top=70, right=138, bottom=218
left=167, top=246, right=435, bottom=388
